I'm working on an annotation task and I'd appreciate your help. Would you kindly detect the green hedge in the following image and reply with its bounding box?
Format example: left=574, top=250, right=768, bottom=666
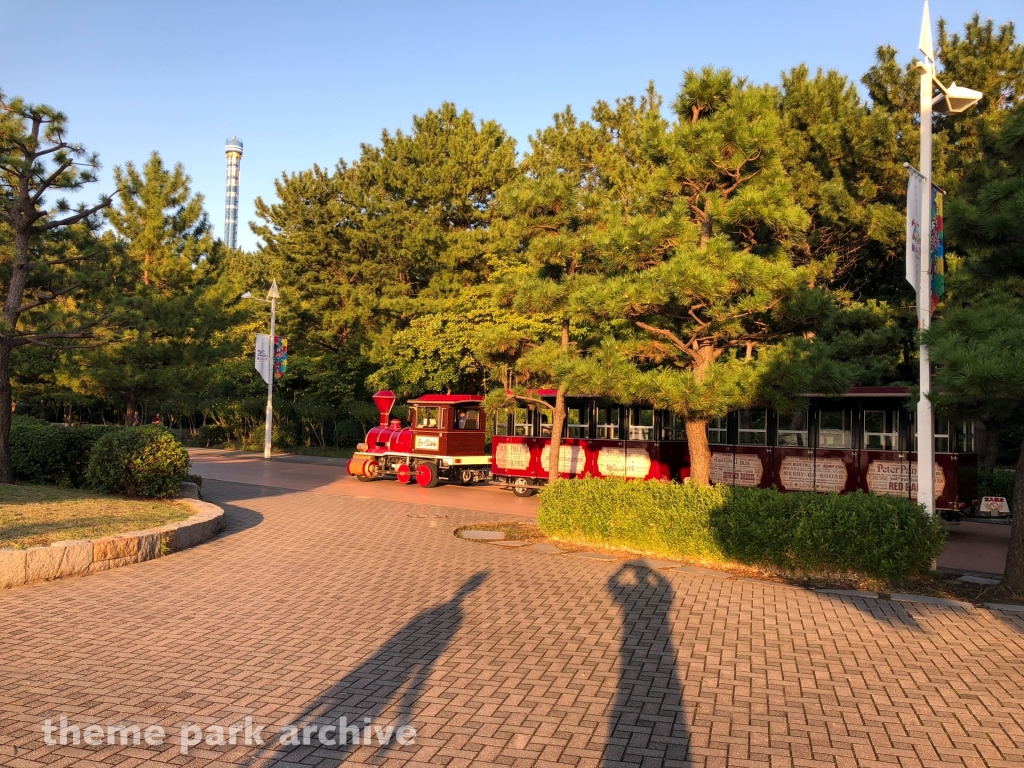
left=86, top=426, right=191, bottom=499
left=978, top=469, right=1015, bottom=505
left=10, top=416, right=107, bottom=487
left=538, top=479, right=945, bottom=581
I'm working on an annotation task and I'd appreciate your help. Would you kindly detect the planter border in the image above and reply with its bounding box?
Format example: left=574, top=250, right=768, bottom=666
left=0, top=498, right=224, bottom=588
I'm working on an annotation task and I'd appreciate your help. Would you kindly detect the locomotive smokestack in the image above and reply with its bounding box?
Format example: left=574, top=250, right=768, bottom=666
left=372, top=391, right=396, bottom=427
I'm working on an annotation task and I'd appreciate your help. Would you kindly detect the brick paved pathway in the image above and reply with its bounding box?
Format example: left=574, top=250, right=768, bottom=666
left=1, top=479, right=1023, bottom=767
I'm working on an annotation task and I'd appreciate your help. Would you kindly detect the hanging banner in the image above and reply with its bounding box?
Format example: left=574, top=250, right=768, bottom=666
left=931, top=186, right=945, bottom=309
left=255, top=334, right=272, bottom=384
left=274, top=336, right=288, bottom=380
left=905, top=167, right=924, bottom=293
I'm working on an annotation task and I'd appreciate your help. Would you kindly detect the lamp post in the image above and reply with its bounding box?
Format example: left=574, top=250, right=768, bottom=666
left=915, top=0, right=982, bottom=516
left=242, top=279, right=280, bottom=459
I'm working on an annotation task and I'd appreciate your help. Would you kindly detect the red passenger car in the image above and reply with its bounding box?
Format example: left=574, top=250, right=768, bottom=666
left=491, top=387, right=978, bottom=513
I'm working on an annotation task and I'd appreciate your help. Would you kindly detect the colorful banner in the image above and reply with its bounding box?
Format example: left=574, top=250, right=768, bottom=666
left=273, top=336, right=287, bottom=380
left=930, top=186, right=945, bottom=310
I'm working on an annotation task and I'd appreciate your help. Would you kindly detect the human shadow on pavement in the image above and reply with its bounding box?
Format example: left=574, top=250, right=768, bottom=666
left=239, top=570, right=488, bottom=766
left=603, top=564, right=689, bottom=766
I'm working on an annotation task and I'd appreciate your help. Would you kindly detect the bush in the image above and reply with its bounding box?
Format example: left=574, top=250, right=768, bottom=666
left=190, top=424, right=227, bottom=447
left=538, top=479, right=945, bottom=582
left=86, top=426, right=191, bottom=499
left=10, top=416, right=108, bottom=487
left=977, top=468, right=1015, bottom=505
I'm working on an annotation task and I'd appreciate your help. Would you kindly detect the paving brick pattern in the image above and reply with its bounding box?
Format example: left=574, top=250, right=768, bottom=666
left=1, top=479, right=1023, bottom=767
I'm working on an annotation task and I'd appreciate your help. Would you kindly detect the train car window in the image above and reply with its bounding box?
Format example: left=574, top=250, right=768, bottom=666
left=661, top=412, right=686, bottom=441
left=567, top=408, right=589, bottom=438
left=455, top=408, right=480, bottom=430
left=864, top=410, right=898, bottom=450
left=629, top=408, right=654, bottom=441
left=818, top=411, right=852, bottom=448
left=934, top=418, right=951, bottom=453
left=777, top=411, right=808, bottom=447
left=956, top=422, right=975, bottom=454
left=738, top=410, right=768, bottom=445
left=596, top=406, right=619, bottom=440
left=416, top=406, right=440, bottom=429
left=494, top=409, right=510, bottom=436
left=513, top=408, right=533, bottom=437
left=539, top=408, right=553, bottom=437
left=708, top=416, right=728, bottom=444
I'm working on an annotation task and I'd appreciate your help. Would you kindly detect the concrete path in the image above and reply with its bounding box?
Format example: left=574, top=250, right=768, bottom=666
left=2, top=478, right=1023, bottom=766
left=189, top=448, right=541, bottom=518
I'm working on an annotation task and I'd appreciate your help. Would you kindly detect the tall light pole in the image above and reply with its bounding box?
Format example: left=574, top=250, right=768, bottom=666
left=914, top=0, right=982, bottom=516
left=242, top=279, right=281, bottom=459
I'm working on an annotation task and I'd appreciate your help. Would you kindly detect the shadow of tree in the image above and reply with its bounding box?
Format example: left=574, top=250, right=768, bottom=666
left=239, top=570, right=488, bottom=766
left=604, top=563, right=688, bottom=766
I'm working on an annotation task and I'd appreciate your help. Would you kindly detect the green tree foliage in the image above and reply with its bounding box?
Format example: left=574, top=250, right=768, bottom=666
left=67, top=153, right=244, bottom=423
left=926, top=107, right=1024, bottom=590
left=252, top=103, right=518, bottom=405
left=580, top=70, right=845, bottom=485
left=0, top=91, right=114, bottom=482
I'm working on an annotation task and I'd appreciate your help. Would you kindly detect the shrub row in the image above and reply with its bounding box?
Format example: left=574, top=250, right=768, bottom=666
left=10, top=416, right=191, bottom=499
left=538, top=478, right=945, bottom=581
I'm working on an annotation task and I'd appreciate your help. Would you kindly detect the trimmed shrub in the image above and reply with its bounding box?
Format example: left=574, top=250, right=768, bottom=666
left=10, top=416, right=109, bottom=487
left=538, top=478, right=945, bottom=581
left=86, top=426, right=191, bottom=499
left=10, top=416, right=68, bottom=486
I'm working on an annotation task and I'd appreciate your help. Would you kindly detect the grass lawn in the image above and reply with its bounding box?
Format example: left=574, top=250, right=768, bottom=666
left=0, top=484, right=194, bottom=549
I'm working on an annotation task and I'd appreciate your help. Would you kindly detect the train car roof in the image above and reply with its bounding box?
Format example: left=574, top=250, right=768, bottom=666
left=408, top=394, right=485, bottom=405
left=511, top=386, right=912, bottom=401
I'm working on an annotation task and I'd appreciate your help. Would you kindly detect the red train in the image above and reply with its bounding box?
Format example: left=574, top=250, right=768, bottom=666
left=347, top=388, right=978, bottom=511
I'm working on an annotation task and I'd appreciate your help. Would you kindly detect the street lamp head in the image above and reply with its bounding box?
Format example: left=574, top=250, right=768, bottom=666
left=933, top=81, right=983, bottom=115
left=240, top=291, right=252, bottom=299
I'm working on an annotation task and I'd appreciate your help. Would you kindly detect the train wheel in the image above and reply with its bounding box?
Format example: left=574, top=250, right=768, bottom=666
left=355, top=458, right=379, bottom=482
left=415, top=462, right=439, bottom=488
left=512, top=478, right=535, bottom=497
left=396, top=464, right=414, bottom=484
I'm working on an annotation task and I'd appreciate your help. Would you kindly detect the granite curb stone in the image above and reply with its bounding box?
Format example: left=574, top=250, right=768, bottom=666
left=0, top=498, right=224, bottom=588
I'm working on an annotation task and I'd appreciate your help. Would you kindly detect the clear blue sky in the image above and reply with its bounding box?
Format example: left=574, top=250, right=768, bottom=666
left=2, top=0, right=1018, bottom=251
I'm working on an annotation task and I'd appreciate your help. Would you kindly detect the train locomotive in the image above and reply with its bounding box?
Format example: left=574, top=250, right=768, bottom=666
left=346, top=390, right=492, bottom=488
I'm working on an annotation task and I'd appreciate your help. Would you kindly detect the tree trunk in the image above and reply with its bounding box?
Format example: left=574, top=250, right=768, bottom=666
left=548, top=385, right=567, bottom=485
left=547, top=318, right=571, bottom=486
left=685, top=418, right=711, bottom=486
left=976, top=419, right=1000, bottom=471
left=0, top=344, right=13, bottom=484
left=125, top=389, right=139, bottom=426
left=1001, top=437, right=1024, bottom=593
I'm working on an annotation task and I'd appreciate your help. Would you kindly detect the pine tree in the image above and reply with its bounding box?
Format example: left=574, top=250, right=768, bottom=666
left=252, top=103, right=517, bottom=405
left=69, top=153, right=243, bottom=423
left=589, top=70, right=843, bottom=485
left=0, top=92, right=114, bottom=481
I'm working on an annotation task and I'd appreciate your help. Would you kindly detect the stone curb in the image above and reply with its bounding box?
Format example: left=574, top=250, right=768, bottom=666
left=0, top=499, right=224, bottom=589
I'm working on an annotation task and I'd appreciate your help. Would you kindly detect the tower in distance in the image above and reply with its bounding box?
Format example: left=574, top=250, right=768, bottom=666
left=224, top=136, right=243, bottom=249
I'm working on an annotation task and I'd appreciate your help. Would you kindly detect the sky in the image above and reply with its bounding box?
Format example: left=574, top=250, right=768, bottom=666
left=2, top=0, right=1019, bottom=252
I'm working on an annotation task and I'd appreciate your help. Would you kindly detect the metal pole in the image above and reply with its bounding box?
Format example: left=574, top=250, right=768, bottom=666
left=917, top=64, right=936, bottom=516
left=264, top=296, right=276, bottom=459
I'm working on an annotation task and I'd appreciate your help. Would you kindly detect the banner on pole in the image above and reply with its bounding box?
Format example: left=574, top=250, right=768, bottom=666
left=274, top=337, right=287, bottom=380
left=255, top=334, right=272, bottom=384
left=931, top=186, right=945, bottom=309
left=905, top=168, right=924, bottom=293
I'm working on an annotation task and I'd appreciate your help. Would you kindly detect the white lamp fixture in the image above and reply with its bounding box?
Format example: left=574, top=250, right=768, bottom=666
left=932, top=80, right=984, bottom=115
